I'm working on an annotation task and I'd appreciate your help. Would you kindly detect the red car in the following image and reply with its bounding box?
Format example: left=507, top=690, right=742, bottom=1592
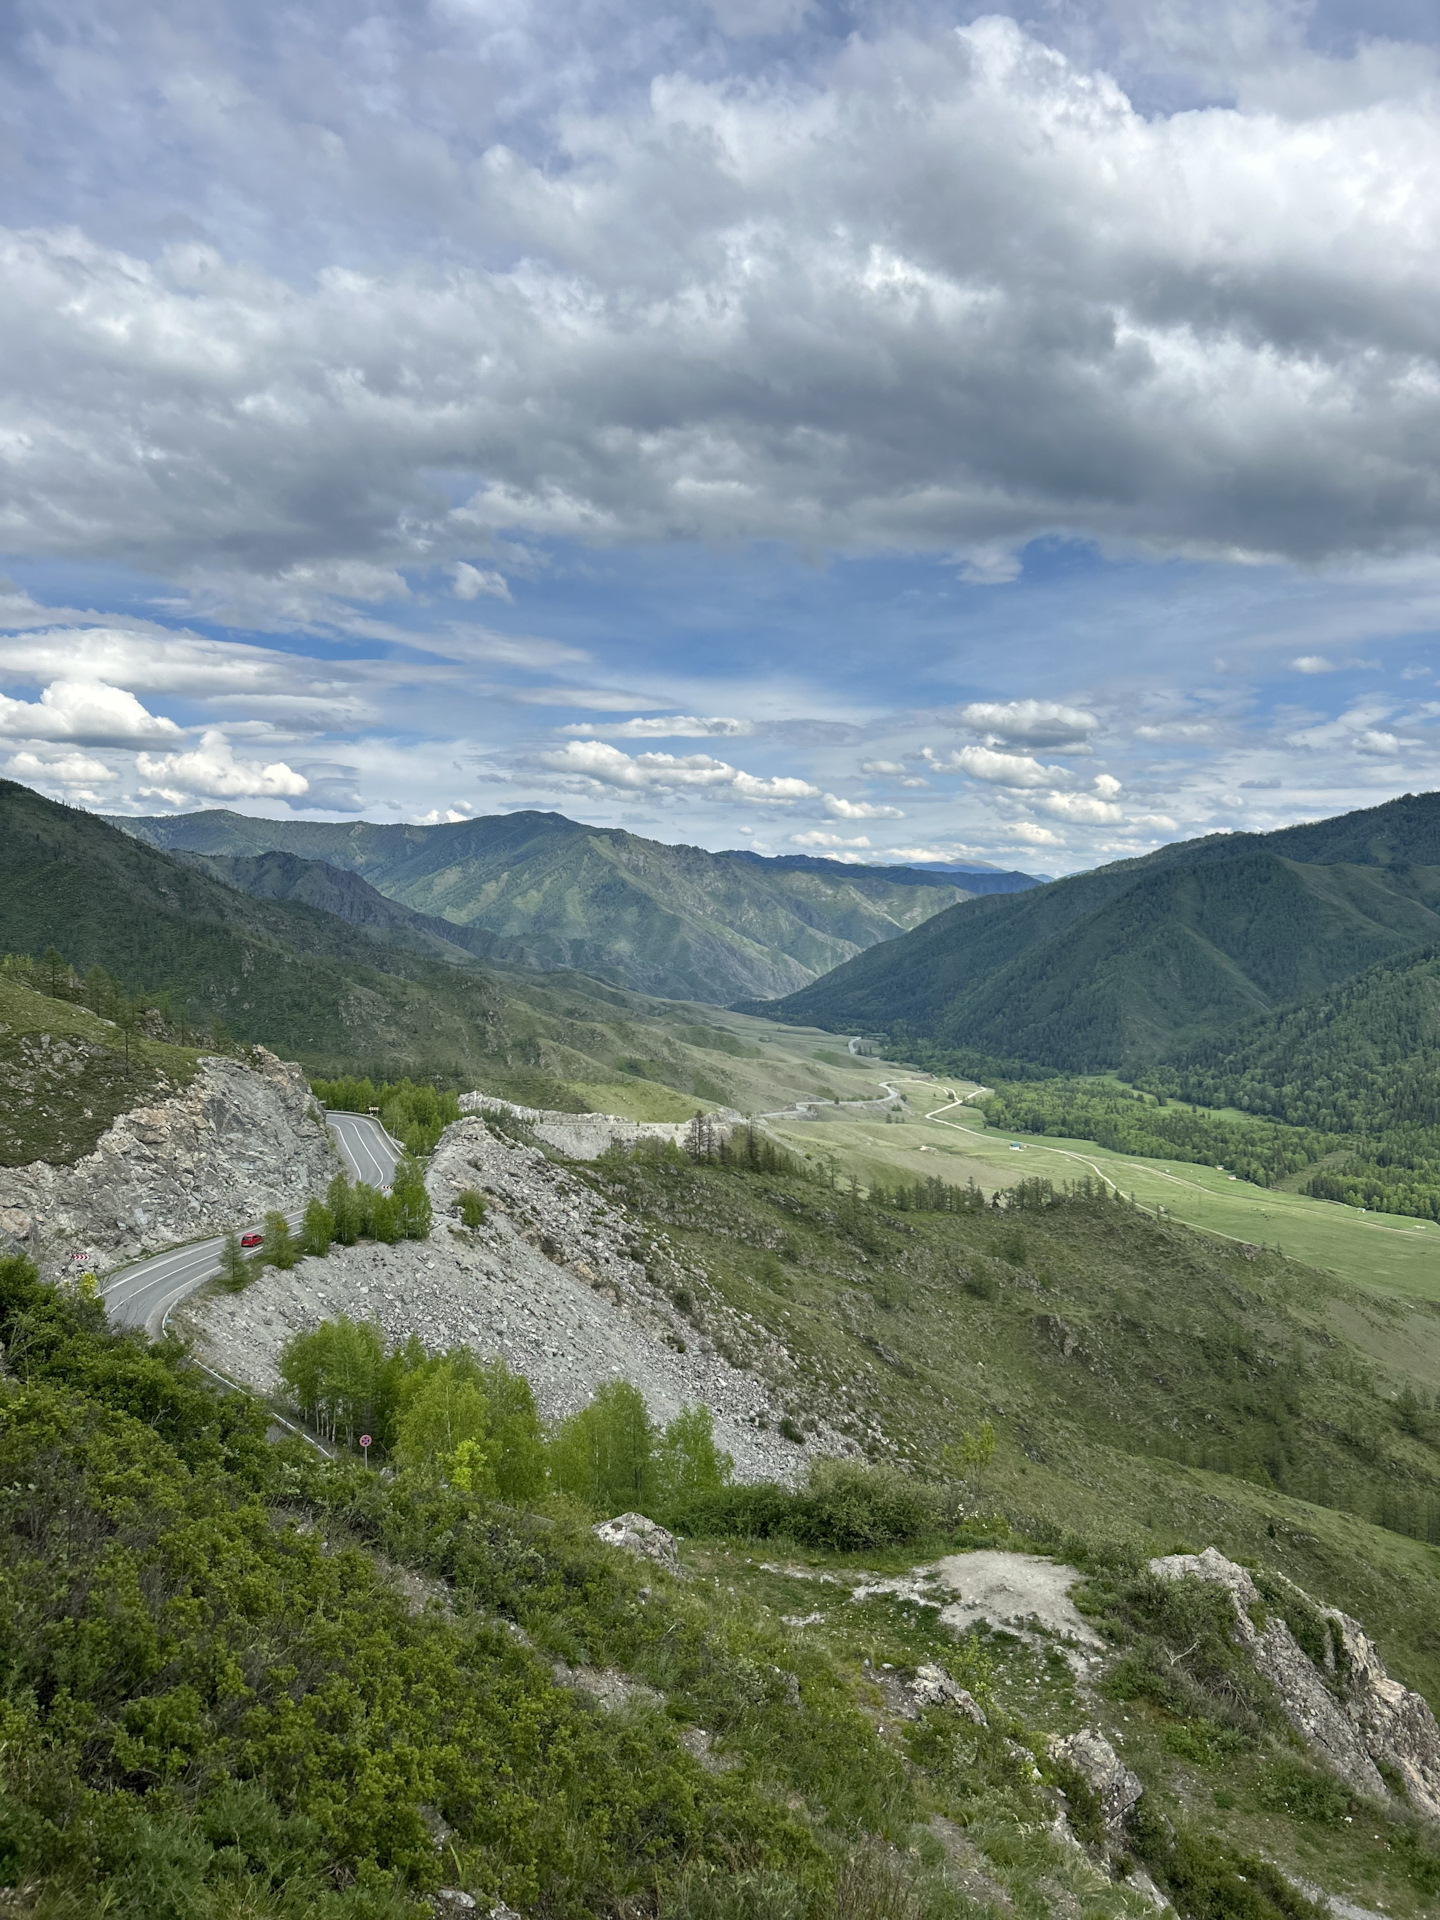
left=240, top=1232, right=263, bottom=1249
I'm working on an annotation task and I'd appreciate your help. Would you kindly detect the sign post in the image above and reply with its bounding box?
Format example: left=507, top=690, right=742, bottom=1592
left=360, top=1434, right=372, bottom=1465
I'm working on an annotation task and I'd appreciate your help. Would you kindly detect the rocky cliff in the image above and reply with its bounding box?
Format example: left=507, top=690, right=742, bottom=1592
left=0, top=1047, right=336, bottom=1279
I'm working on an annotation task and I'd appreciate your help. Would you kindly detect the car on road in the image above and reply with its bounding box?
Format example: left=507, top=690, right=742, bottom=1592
left=240, top=1232, right=263, bottom=1248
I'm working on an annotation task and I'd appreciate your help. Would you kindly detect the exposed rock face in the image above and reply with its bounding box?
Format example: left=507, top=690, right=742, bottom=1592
left=593, top=1513, right=681, bottom=1574
left=1150, top=1547, right=1440, bottom=1818
left=0, top=1048, right=335, bottom=1279
left=1048, top=1729, right=1144, bottom=1837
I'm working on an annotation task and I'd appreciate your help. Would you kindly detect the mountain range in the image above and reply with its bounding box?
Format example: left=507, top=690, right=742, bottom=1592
left=753, top=789, right=1440, bottom=1085
left=110, top=807, right=1036, bottom=1003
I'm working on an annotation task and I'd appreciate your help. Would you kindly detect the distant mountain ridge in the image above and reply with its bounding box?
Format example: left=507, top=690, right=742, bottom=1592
left=108, top=807, right=1019, bottom=1003
left=751, top=790, right=1440, bottom=1072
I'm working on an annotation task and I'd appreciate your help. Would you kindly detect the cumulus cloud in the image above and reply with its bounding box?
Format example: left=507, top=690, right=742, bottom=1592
left=1006, top=823, right=1066, bottom=846
left=562, top=716, right=750, bottom=738
left=451, top=564, right=512, bottom=603
left=823, top=794, right=904, bottom=819
left=926, top=745, right=1066, bottom=789
left=956, top=701, right=1101, bottom=750
left=0, top=679, right=183, bottom=747
left=3, top=15, right=1440, bottom=576
left=792, top=831, right=870, bottom=848
left=538, top=739, right=818, bottom=802
left=1030, top=791, right=1124, bottom=824
left=135, top=729, right=309, bottom=800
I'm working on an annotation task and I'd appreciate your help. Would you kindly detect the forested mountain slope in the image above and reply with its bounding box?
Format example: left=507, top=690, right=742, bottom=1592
left=176, top=848, right=531, bottom=968
left=1141, top=944, right=1440, bottom=1132
left=756, top=792, right=1440, bottom=1071
left=111, top=806, right=986, bottom=1002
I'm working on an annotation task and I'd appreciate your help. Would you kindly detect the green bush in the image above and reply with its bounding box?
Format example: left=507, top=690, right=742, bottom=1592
left=672, top=1459, right=938, bottom=1552
left=1254, top=1757, right=1352, bottom=1826
left=457, top=1188, right=487, bottom=1228
left=301, top=1198, right=335, bottom=1257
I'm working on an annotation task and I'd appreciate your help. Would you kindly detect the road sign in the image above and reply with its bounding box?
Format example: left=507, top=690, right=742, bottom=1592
left=360, top=1435, right=372, bottom=1461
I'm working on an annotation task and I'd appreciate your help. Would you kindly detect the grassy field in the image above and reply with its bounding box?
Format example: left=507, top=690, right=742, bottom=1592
left=759, top=1065, right=1440, bottom=1303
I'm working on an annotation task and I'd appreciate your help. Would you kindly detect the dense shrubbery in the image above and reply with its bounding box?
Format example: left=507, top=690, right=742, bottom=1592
left=311, top=1076, right=462, bottom=1155
left=0, top=1255, right=845, bottom=1916
left=671, top=1457, right=940, bottom=1551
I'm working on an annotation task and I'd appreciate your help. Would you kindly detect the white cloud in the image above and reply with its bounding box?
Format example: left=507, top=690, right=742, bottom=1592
left=7, top=750, right=116, bottom=785
left=1093, top=773, right=1122, bottom=798
left=1031, top=791, right=1124, bottom=823
left=928, top=745, right=1067, bottom=789
left=0, top=679, right=183, bottom=747
left=860, top=760, right=907, bottom=775
left=450, top=563, right=512, bottom=603
left=1292, top=655, right=1337, bottom=673
left=791, top=831, right=871, bottom=848
left=1006, top=823, right=1065, bottom=845
left=538, top=739, right=818, bottom=802
left=823, top=794, right=905, bottom=819
left=562, top=715, right=750, bottom=738
left=957, top=701, right=1100, bottom=749
left=135, top=729, right=309, bottom=799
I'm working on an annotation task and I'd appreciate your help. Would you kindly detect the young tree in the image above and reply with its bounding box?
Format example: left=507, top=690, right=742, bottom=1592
left=395, top=1358, right=492, bottom=1485
left=653, top=1404, right=733, bottom=1507
left=327, top=1173, right=359, bottom=1245
left=260, top=1211, right=298, bottom=1271
left=218, top=1231, right=251, bottom=1292
left=392, top=1154, right=432, bottom=1241
left=300, top=1198, right=335, bottom=1258
left=549, top=1380, right=656, bottom=1513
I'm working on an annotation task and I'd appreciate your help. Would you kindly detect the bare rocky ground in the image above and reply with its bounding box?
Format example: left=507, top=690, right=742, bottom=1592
left=457, top=1093, right=739, bottom=1161
left=0, top=1048, right=335, bottom=1280
left=184, top=1116, right=846, bottom=1482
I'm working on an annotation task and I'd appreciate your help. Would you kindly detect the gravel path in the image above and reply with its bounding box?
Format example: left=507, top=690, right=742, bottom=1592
left=184, top=1117, right=827, bottom=1481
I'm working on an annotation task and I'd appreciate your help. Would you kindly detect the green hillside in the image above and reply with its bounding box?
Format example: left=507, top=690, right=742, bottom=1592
left=0, top=782, right=916, bottom=1121
left=756, top=793, right=1440, bottom=1072
left=110, top=807, right=978, bottom=1004
left=0, top=968, right=199, bottom=1166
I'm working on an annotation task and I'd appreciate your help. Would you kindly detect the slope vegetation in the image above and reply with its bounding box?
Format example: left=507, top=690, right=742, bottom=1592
left=758, top=791, right=1440, bottom=1070
left=112, top=806, right=985, bottom=1002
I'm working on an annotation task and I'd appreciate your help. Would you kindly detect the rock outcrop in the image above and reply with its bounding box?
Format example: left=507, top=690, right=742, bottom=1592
left=1048, top=1729, right=1144, bottom=1838
left=1150, top=1547, right=1440, bottom=1819
left=457, top=1093, right=738, bottom=1162
left=0, top=1048, right=336, bottom=1279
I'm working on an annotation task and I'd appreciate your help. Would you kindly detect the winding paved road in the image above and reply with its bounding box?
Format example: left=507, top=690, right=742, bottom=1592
left=101, top=1111, right=403, bottom=1339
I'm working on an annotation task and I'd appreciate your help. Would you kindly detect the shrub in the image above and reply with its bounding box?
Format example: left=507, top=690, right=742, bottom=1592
left=673, top=1460, right=939, bottom=1551
left=456, top=1188, right=487, bottom=1228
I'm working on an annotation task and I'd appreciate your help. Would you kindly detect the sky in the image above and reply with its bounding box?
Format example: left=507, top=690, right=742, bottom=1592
left=2, top=0, right=1440, bottom=874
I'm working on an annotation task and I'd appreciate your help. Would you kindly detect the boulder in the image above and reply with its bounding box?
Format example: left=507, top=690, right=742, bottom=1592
left=592, top=1511, right=681, bottom=1574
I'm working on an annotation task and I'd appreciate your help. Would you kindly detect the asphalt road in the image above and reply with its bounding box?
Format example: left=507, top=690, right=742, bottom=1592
left=101, top=1111, right=402, bottom=1339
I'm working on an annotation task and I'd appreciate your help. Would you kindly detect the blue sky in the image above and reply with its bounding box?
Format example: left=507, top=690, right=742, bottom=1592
left=2, top=0, right=1440, bottom=872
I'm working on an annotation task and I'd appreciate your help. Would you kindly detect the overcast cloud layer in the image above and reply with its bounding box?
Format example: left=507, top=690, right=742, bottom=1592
left=2, top=0, right=1440, bottom=870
